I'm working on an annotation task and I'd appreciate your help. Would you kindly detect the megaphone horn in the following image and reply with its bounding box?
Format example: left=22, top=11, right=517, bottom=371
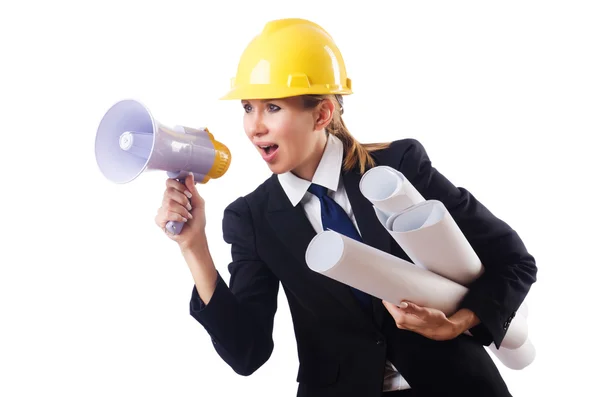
left=95, top=99, right=231, bottom=235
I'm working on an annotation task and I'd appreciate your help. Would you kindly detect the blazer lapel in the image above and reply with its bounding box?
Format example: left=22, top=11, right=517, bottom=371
left=265, top=175, right=376, bottom=331
left=342, top=167, right=394, bottom=329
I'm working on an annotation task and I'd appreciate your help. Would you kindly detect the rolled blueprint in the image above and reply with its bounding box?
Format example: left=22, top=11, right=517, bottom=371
left=305, top=230, right=528, bottom=350
left=519, top=301, right=529, bottom=319
left=490, top=338, right=536, bottom=370
left=360, top=167, right=531, bottom=331
left=386, top=200, right=484, bottom=285
left=358, top=165, right=535, bottom=366
left=305, top=230, right=470, bottom=315
left=359, top=166, right=425, bottom=218
left=385, top=199, right=528, bottom=349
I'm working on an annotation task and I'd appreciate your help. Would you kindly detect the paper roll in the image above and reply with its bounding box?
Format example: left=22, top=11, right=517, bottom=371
left=359, top=166, right=425, bottom=217
left=500, top=312, right=529, bottom=350
left=519, top=301, right=529, bottom=319
left=387, top=200, right=484, bottom=285
left=490, top=338, right=536, bottom=370
left=386, top=200, right=528, bottom=349
left=352, top=165, right=533, bottom=366
left=374, top=207, right=391, bottom=229
left=306, top=229, right=528, bottom=349
left=306, top=230, right=469, bottom=315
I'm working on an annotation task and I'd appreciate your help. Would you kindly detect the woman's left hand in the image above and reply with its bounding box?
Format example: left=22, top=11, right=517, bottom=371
left=382, top=300, right=473, bottom=341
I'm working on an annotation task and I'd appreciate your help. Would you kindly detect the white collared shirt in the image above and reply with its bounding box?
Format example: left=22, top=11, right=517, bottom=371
left=277, top=133, right=411, bottom=392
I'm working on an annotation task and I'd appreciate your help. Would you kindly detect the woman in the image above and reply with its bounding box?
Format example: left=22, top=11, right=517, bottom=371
left=155, top=18, right=537, bottom=397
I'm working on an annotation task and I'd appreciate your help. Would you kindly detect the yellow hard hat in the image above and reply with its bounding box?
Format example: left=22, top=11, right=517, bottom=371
left=221, top=18, right=352, bottom=100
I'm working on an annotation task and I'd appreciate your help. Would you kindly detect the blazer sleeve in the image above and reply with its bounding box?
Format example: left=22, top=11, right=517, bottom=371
left=394, top=139, right=537, bottom=348
left=189, top=196, right=280, bottom=375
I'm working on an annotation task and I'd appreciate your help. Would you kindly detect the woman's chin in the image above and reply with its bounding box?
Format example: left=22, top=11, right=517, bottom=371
left=264, top=158, right=293, bottom=175
left=267, top=163, right=289, bottom=175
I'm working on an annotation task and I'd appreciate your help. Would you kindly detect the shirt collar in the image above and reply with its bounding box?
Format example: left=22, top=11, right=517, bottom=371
left=277, top=133, right=344, bottom=207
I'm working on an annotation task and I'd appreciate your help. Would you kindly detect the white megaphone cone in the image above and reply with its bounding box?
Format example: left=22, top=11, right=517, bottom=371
left=95, top=99, right=231, bottom=234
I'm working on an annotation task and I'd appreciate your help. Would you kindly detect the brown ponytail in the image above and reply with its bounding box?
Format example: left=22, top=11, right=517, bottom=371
left=302, top=95, right=391, bottom=174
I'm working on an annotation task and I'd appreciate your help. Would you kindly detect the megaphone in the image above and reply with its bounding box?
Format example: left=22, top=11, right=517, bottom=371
left=95, top=99, right=231, bottom=234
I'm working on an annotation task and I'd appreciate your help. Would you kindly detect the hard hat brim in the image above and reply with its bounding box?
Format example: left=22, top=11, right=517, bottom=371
left=220, top=84, right=352, bottom=101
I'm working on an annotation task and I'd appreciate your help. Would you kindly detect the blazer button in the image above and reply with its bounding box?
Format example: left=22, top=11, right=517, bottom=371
left=376, top=338, right=384, bottom=345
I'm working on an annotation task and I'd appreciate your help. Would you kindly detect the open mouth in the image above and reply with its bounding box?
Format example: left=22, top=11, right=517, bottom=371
left=259, top=144, right=279, bottom=155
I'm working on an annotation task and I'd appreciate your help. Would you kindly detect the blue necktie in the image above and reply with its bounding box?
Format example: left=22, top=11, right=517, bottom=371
left=308, top=183, right=373, bottom=312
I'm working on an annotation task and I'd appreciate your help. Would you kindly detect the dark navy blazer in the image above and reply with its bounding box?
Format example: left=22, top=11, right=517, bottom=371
left=189, top=138, right=537, bottom=397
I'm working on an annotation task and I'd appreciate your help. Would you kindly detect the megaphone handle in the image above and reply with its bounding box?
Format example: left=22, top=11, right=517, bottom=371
left=165, top=177, right=188, bottom=235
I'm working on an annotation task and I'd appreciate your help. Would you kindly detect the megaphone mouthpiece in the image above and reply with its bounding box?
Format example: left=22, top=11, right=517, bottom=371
left=119, top=131, right=153, bottom=160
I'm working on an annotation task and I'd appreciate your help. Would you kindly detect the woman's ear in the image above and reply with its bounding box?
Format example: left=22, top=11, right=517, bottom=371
left=313, top=98, right=335, bottom=130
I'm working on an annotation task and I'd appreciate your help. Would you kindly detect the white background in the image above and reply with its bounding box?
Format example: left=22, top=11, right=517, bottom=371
left=1, top=1, right=598, bottom=396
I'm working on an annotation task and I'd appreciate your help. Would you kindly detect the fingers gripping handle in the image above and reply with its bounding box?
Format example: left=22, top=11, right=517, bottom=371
left=165, top=177, right=190, bottom=235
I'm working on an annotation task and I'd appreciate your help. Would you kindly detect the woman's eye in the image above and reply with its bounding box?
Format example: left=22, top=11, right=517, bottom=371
left=267, top=104, right=281, bottom=112
left=243, top=104, right=252, bottom=113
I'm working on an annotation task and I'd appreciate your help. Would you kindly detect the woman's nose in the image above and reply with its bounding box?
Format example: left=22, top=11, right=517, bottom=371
left=247, top=114, right=268, bottom=138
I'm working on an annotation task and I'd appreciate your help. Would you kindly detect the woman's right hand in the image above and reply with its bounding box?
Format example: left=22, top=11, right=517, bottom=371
left=155, top=173, right=207, bottom=249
